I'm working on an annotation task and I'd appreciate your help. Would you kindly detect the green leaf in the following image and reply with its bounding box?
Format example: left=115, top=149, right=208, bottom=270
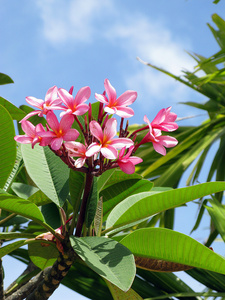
left=120, top=228, right=225, bottom=275
left=101, top=178, right=153, bottom=219
left=106, top=181, right=225, bottom=231
left=28, top=242, right=58, bottom=269
left=0, top=232, right=35, bottom=240
left=0, top=194, right=44, bottom=223
left=41, top=203, right=61, bottom=229
left=0, top=73, right=13, bottom=85
left=205, top=197, right=225, bottom=242
left=0, top=240, right=29, bottom=258
left=3, top=146, right=24, bottom=192
left=85, top=176, right=99, bottom=228
left=70, top=236, right=136, bottom=292
left=0, top=104, right=17, bottom=188
left=105, top=280, right=143, bottom=300
left=21, top=144, right=70, bottom=207
left=0, top=97, right=26, bottom=121
left=28, top=189, right=51, bottom=206
left=69, top=169, right=85, bottom=209
left=11, top=183, right=39, bottom=199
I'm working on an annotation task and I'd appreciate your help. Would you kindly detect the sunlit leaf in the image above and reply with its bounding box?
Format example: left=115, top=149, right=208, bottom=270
left=70, top=236, right=136, bottom=291
left=106, top=181, right=225, bottom=231
left=21, top=144, right=70, bottom=207
left=120, top=228, right=225, bottom=275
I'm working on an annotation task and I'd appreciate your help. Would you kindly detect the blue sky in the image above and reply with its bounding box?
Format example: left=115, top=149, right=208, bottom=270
left=1, top=1, right=225, bottom=299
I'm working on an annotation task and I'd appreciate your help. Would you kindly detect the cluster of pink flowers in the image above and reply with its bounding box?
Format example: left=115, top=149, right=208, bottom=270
left=15, top=79, right=178, bottom=175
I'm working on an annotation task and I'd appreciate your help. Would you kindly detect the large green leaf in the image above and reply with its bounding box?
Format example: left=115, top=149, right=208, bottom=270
left=0, top=194, right=44, bottom=223
left=0, top=97, right=26, bottom=121
left=70, top=236, right=136, bottom=292
left=0, top=104, right=17, bottom=188
left=106, top=181, right=225, bottom=231
left=21, top=144, right=70, bottom=207
left=11, top=183, right=39, bottom=199
left=28, top=242, right=58, bottom=269
left=0, top=73, right=13, bottom=85
left=120, top=228, right=225, bottom=275
left=101, top=178, right=153, bottom=219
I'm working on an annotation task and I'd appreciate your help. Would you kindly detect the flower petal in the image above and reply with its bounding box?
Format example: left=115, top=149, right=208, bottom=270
left=104, top=118, right=117, bottom=141
left=21, top=121, right=35, bottom=137
left=73, top=103, right=89, bottom=115
left=14, top=136, right=33, bottom=144
left=45, top=86, right=59, bottom=105
left=86, top=143, right=101, bottom=157
left=74, top=86, right=91, bottom=105
left=111, top=137, right=134, bottom=149
left=50, top=137, right=63, bottom=151
left=158, top=135, right=178, bottom=148
left=19, top=110, right=40, bottom=123
left=89, top=121, right=103, bottom=142
left=101, top=144, right=118, bottom=159
left=46, top=111, right=60, bottom=132
left=75, top=157, right=86, bottom=168
left=118, top=160, right=135, bottom=174
left=63, top=129, right=79, bottom=141
left=114, top=106, right=134, bottom=118
left=26, top=96, right=44, bottom=109
left=95, top=93, right=109, bottom=104
left=104, top=79, right=117, bottom=104
left=59, top=114, right=74, bottom=133
left=58, top=88, right=74, bottom=109
left=152, top=142, right=166, bottom=156
left=104, top=106, right=117, bottom=115
left=116, top=90, right=137, bottom=106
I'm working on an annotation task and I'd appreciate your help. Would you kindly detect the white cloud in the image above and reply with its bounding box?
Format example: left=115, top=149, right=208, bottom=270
left=36, top=0, right=113, bottom=44
left=35, top=0, right=201, bottom=122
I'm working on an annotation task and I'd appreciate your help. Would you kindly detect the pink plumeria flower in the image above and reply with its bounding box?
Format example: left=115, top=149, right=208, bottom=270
left=14, top=121, right=50, bottom=148
left=117, top=146, right=143, bottom=174
left=20, top=86, right=63, bottom=122
left=38, top=111, right=79, bottom=151
left=86, top=118, right=134, bottom=159
left=95, top=79, right=137, bottom=118
left=151, top=107, right=178, bottom=132
left=64, top=141, right=87, bottom=168
left=142, top=115, right=178, bottom=156
left=58, top=85, right=91, bottom=117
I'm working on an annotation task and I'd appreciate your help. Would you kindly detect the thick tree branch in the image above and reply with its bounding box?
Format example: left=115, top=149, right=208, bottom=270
left=0, top=259, right=5, bottom=300
left=26, top=238, right=76, bottom=300
left=5, top=267, right=50, bottom=300
left=5, top=262, right=38, bottom=298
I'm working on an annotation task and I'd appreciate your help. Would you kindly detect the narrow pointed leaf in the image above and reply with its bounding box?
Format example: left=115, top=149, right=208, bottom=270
left=106, top=181, right=225, bottom=230
left=21, top=144, right=70, bottom=207
left=205, top=197, right=225, bottom=242
left=120, top=228, right=225, bottom=275
left=0, top=240, right=29, bottom=258
left=70, top=236, right=136, bottom=291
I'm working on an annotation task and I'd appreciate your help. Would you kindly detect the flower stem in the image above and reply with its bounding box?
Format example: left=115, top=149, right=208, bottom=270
left=75, top=172, right=94, bottom=237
